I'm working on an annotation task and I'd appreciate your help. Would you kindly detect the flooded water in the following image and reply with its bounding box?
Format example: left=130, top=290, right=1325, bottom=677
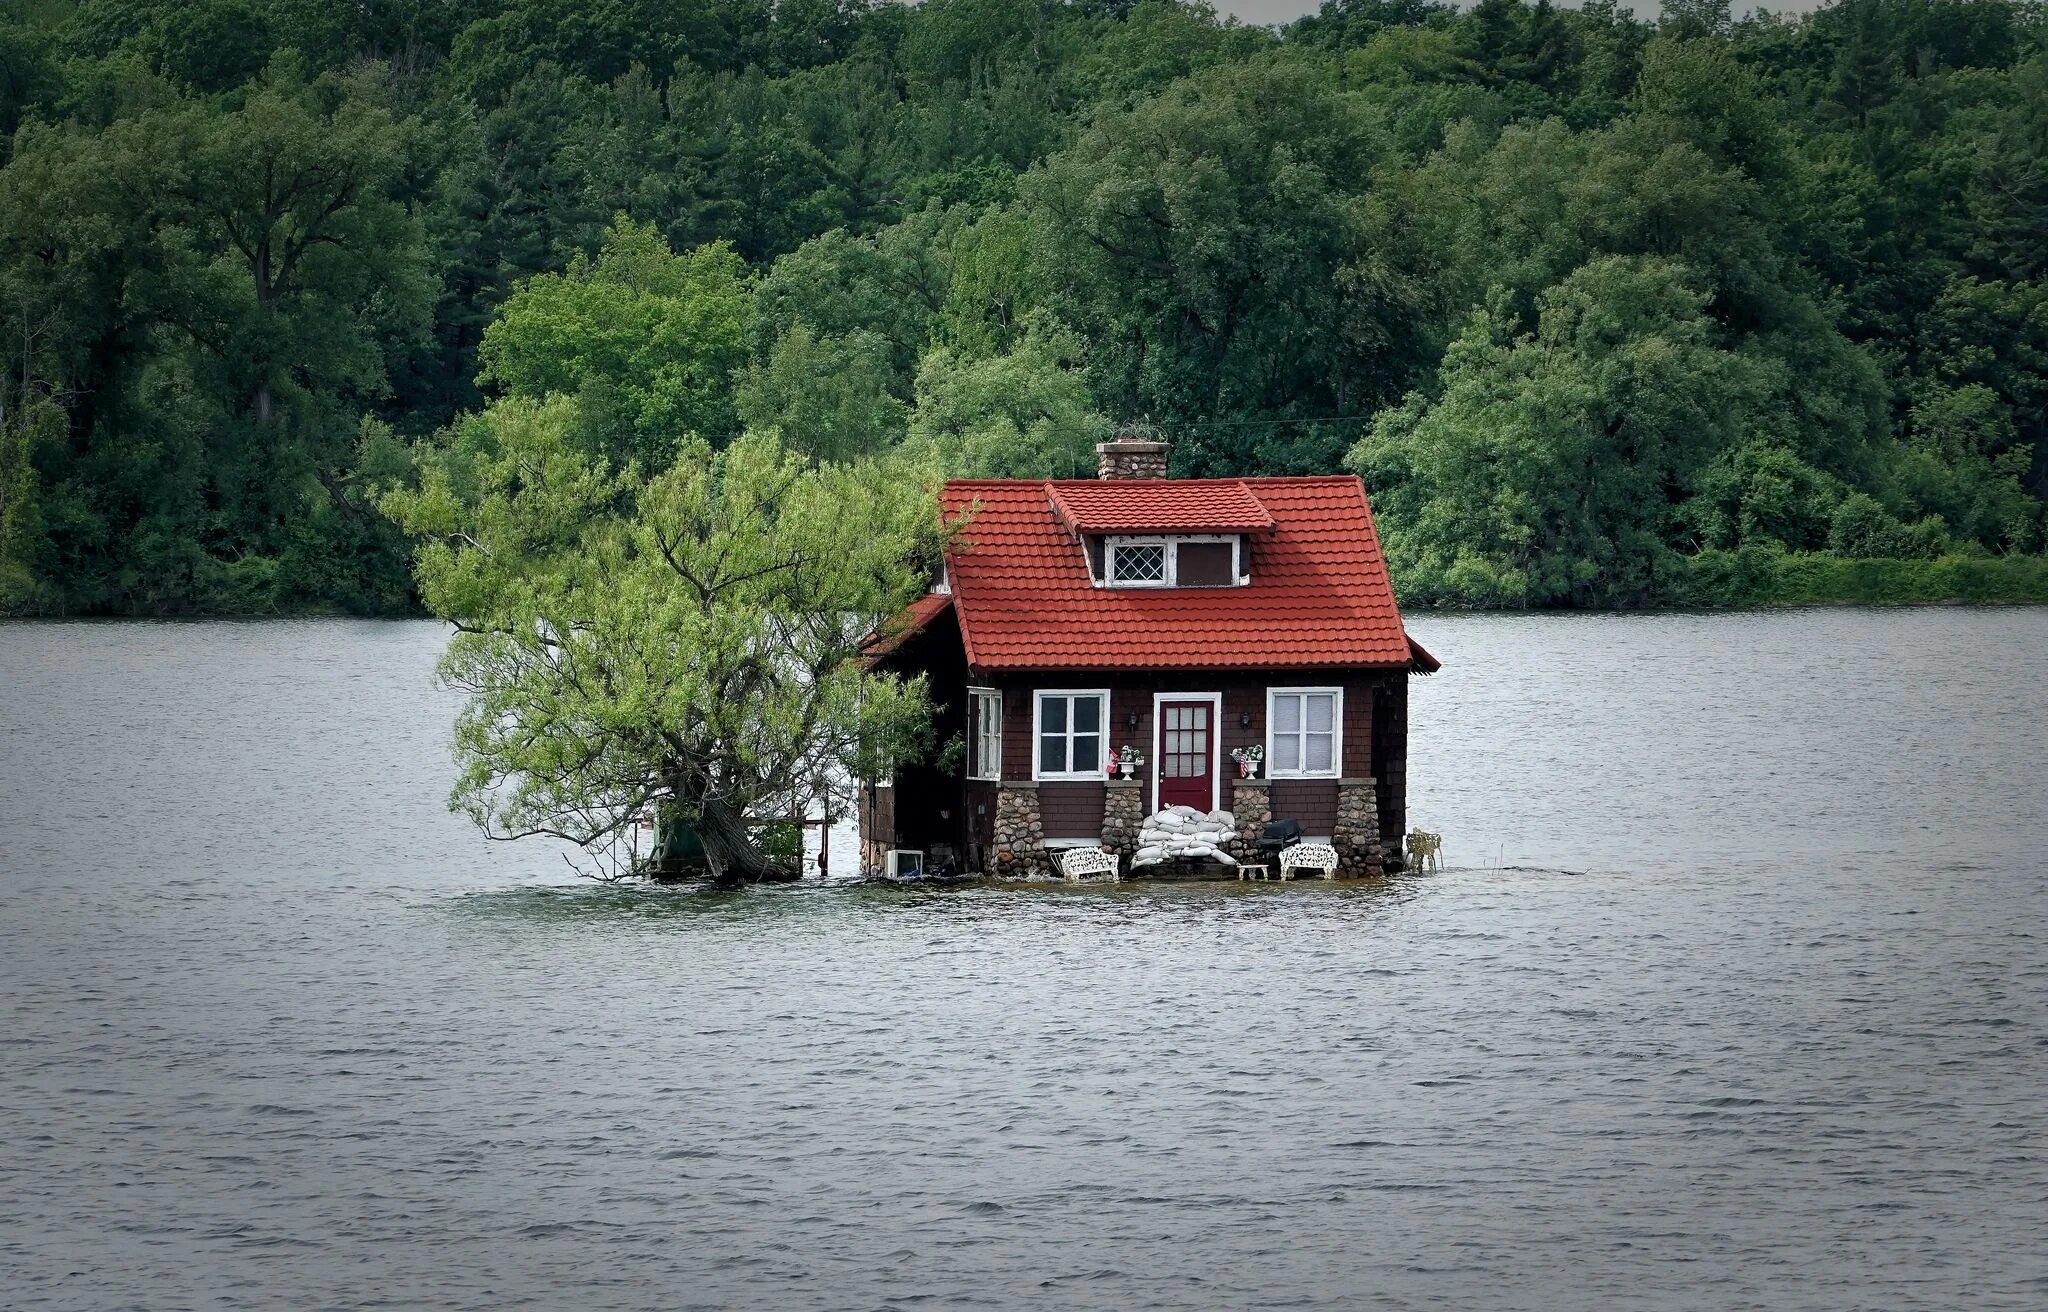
left=2, top=610, right=2044, bottom=1310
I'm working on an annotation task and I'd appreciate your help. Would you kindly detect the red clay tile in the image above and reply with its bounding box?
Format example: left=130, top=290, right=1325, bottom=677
left=1046, top=479, right=1275, bottom=534
left=928, top=476, right=1421, bottom=673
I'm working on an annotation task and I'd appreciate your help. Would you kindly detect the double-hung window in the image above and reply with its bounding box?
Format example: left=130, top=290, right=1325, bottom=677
left=967, top=688, right=1002, bottom=782
left=1268, top=688, right=1341, bottom=777
left=1034, top=689, right=1109, bottom=780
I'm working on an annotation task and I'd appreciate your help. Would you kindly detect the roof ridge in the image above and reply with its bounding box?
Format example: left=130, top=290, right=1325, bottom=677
left=946, top=474, right=1363, bottom=489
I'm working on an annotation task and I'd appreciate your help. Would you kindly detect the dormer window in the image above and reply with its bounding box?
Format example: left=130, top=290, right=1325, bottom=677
left=1107, top=539, right=1168, bottom=585
left=1101, top=535, right=1244, bottom=588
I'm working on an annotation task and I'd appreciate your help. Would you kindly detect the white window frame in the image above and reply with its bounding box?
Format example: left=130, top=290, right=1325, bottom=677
left=1104, top=536, right=1171, bottom=587
left=1032, top=688, right=1112, bottom=781
left=1101, top=535, right=1245, bottom=589
left=932, top=557, right=952, bottom=596
left=967, top=687, right=1002, bottom=782
left=1150, top=691, right=1223, bottom=815
left=1266, top=687, right=1343, bottom=779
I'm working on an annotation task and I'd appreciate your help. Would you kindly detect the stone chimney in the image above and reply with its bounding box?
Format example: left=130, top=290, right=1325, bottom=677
left=1096, top=423, right=1170, bottom=480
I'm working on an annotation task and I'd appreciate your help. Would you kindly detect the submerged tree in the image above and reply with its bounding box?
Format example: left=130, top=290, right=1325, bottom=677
left=383, top=406, right=950, bottom=883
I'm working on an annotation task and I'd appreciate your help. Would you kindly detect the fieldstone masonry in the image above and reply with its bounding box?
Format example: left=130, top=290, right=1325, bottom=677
left=1101, top=780, right=1146, bottom=862
left=1335, top=778, right=1383, bottom=877
left=992, top=783, right=1043, bottom=871
left=1230, top=779, right=1272, bottom=862
left=1095, top=438, right=1170, bottom=481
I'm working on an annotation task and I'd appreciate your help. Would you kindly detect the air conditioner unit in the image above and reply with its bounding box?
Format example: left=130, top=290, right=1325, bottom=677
left=885, top=849, right=924, bottom=877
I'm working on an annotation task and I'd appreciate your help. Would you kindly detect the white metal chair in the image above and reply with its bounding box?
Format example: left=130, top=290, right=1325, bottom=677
left=1059, top=846, right=1121, bottom=883
left=1278, top=841, right=1339, bottom=881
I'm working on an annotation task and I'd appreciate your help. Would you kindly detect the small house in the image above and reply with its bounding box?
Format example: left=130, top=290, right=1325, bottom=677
left=858, top=434, right=1438, bottom=878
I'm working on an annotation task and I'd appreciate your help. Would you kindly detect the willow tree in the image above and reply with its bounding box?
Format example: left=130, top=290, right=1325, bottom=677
left=383, top=402, right=949, bottom=883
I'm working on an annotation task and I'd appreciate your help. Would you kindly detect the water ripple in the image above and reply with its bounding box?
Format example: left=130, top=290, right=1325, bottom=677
left=2, top=613, right=2046, bottom=1310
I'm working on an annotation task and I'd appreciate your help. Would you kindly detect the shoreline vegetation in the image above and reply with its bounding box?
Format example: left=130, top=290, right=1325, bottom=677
left=1664, top=551, right=2048, bottom=609
left=11, top=553, right=2045, bottom=618
left=4, top=0, right=2046, bottom=619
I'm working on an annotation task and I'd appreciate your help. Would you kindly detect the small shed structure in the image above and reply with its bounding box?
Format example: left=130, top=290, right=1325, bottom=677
left=859, top=434, right=1438, bottom=878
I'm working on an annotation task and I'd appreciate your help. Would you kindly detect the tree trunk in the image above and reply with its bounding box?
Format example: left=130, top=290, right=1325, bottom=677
left=696, top=795, right=797, bottom=886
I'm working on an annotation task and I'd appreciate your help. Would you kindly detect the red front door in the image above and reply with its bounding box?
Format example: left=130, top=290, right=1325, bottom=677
left=1157, top=701, right=1214, bottom=812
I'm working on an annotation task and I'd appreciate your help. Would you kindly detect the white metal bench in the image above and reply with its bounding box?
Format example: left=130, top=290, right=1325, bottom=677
left=1278, top=841, right=1339, bottom=881
left=1059, top=847, right=1121, bottom=883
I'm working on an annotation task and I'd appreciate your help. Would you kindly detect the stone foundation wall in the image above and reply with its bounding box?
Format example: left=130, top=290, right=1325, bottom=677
left=1102, top=780, right=1145, bottom=861
left=1335, top=778, right=1383, bottom=877
left=992, top=783, right=1044, bottom=873
left=1231, top=779, right=1272, bottom=862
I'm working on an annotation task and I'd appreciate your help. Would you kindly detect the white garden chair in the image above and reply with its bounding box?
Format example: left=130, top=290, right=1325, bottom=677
left=1278, top=841, right=1339, bottom=881
left=1059, top=846, right=1121, bottom=883
left=1406, top=829, right=1443, bottom=873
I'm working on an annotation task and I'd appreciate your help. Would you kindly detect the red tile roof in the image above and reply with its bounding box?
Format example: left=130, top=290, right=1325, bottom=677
left=1046, top=479, right=1275, bottom=534
left=932, top=476, right=1421, bottom=673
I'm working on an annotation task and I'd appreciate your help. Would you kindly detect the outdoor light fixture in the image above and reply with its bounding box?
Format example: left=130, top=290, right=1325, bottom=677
left=1240, top=711, right=1253, bottom=728
left=1126, top=711, right=1140, bottom=730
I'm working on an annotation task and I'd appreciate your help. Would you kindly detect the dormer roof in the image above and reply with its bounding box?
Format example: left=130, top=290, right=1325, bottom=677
left=1045, top=479, right=1276, bottom=536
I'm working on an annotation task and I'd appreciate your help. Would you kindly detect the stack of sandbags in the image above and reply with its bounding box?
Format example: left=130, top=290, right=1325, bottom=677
left=1130, top=806, right=1239, bottom=868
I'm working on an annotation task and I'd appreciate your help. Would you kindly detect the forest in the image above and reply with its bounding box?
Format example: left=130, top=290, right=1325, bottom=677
left=1, top=0, right=2044, bottom=613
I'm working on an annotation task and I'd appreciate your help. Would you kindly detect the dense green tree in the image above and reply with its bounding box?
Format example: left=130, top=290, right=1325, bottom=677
left=736, top=323, right=905, bottom=463
left=1352, top=258, right=1774, bottom=605
left=1021, top=54, right=1432, bottom=475
left=5, top=0, right=2048, bottom=613
left=479, top=219, right=750, bottom=466
left=750, top=204, right=969, bottom=382
left=904, top=319, right=1109, bottom=478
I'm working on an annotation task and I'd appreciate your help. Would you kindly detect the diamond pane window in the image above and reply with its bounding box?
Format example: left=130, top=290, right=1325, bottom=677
left=1110, top=542, right=1166, bottom=584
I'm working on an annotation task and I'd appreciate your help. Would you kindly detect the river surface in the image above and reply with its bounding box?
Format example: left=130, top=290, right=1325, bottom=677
left=2, top=610, right=2045, bottom=1310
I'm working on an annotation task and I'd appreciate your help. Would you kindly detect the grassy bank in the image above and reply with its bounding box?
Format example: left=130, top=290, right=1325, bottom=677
left=1666, top=551, right=2048, bottom=608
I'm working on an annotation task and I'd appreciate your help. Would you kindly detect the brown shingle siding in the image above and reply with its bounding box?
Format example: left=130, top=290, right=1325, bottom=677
left=1040, top=783, right=1107, bottom=839
left=1268, top=780, right=1339, bottom=834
